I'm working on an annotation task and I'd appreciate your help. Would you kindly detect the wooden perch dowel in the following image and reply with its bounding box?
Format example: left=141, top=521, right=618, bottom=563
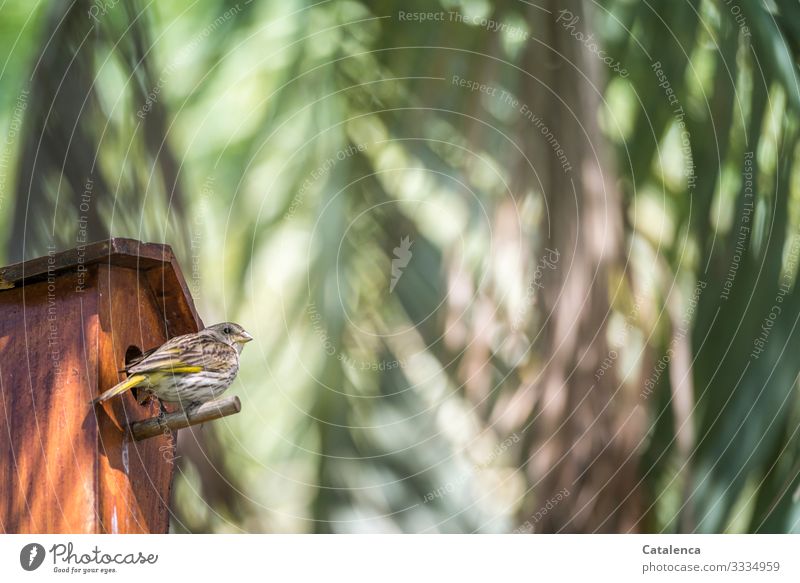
left=128, top=396, right=241, bottom=441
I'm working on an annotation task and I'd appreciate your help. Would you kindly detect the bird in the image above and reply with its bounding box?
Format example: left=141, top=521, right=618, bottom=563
left=91, top=322, right=253, bottom=409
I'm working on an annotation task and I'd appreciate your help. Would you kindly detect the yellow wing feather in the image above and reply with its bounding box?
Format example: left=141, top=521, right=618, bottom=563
left=90, top=374, right=147, bottom=405
left=90, top=364, right=203, bottom=405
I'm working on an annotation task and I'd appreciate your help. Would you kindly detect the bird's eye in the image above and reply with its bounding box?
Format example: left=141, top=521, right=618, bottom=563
left=223, top=326, right=232, bottom=335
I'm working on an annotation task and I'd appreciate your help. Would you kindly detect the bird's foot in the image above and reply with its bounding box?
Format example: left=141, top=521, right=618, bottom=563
left=156, top=399, right=170, bottom=422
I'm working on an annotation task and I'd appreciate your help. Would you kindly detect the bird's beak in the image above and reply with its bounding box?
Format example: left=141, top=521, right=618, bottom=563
left=238, top=331, right=254, bottom=344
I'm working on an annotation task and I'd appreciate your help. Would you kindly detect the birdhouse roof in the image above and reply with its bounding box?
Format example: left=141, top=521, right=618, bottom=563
left=0, top=238, right=203, bottom=332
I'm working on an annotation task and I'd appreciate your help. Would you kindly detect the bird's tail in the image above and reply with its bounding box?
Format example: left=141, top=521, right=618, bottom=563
left=90, top=374, right=147, bottom=405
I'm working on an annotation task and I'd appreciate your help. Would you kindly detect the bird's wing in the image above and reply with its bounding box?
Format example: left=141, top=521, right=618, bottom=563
left=127, top=333, right=235, bottom=375
left=122, top=345, right=159, bottom=371
left=127, top=334, right=205, bottom=374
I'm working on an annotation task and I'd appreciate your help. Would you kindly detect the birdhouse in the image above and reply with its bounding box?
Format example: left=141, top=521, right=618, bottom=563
left=0, top=238, right=204, bottom=534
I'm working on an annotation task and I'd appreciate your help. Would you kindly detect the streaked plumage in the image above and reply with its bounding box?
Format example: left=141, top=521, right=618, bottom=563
left=91, top=322, right=253, bottom=408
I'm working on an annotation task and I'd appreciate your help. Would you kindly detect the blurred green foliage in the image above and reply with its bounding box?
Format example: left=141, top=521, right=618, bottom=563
left=2, top=0, right=800, bottom=533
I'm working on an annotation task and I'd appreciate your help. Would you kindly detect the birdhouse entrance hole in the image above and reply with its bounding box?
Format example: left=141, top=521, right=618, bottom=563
left=125, top=345, right=147, bottom=406
left=125, top=345, right=144, bottom=366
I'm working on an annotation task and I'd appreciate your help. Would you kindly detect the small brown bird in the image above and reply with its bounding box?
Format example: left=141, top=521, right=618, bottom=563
left=91, top=322, right=253, bottom=409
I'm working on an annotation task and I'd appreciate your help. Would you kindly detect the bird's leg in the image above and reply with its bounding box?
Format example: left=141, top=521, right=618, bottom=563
left=136, top=388, right=153, bottom=406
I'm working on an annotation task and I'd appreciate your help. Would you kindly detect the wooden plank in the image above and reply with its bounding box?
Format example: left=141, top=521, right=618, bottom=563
left=144, top=262, right=203, bottom=337
left=94, top=264, right=185, bottom=533
left=0, top=269, right=100, bottom=533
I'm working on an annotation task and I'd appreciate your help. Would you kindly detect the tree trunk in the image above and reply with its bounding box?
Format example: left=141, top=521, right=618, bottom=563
left=522, top=0, right=645, bottom=532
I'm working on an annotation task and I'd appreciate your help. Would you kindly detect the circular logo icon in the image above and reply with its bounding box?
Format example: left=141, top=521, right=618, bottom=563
left=19, top=543, right=46, bottom=571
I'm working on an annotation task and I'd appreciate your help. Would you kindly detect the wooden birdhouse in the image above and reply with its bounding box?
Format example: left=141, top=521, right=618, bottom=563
left=0, top=238, right=206, bottom=533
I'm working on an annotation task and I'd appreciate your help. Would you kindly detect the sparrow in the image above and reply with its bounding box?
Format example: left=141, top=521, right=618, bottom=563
left=91, top=322, right=253, bottom=409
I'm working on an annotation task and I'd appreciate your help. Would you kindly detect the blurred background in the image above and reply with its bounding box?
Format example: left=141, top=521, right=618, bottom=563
left=2, top=0, right=800, bottom=533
